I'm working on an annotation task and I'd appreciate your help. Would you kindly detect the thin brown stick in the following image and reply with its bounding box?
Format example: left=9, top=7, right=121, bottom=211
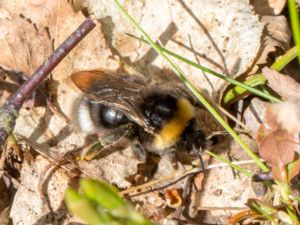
left=0, top=17, right=96, bottom=155
left=121, top=159, right=260, bottom=196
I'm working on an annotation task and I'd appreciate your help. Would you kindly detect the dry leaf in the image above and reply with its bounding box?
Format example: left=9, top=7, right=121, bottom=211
left=251, top=0, right=287, bottom=15
left=261, top=16, right=291, bottom=50
left=10, top=156, right=74, bottom=224
left=2, top=1, right=132, bottom=224
left=193, top=172, right=204, bottom=191
left=258, top=130, right=296, bottom=166
left=271, top=98, right=300, bottom=134
left=247, top=16, right=291, bottom=74
left=256, top=104, right=279, bottom=144
left=0, top=0, right=292, bottom=223
left=0, top=7, right=52, bottom=75
left=71, top=0, right=265, bottom=98
left=0, top=207, right=10, bottom=225
left=244, top=98, right=269, bottom=137
left=0, top=178, right=10, bottom=213
left=271, top=164, right=288, bottom=183
left=263, top=67, right=300, bottom=100
left=164, top=188, right=182, bottom=209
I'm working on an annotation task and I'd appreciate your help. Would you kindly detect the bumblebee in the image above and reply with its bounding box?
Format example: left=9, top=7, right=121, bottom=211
left=71, top=69, right=220, bottom=161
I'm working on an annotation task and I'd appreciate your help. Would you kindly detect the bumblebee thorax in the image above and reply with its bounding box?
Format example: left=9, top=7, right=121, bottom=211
left=141, top=94, right=195, bottom=150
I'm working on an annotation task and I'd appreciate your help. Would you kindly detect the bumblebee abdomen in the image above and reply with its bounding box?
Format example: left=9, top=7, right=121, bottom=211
left=76, top=98, right=129, bottom=134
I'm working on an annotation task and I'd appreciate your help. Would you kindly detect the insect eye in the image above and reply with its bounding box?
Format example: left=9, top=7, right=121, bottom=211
left=100, top=105, right=128, bottom=128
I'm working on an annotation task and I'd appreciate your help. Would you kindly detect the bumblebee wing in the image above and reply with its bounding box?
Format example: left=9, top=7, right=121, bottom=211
left=71, top=70, right=149, bottom=129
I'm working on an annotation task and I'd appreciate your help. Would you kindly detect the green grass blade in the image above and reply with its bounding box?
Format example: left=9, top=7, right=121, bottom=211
left=288, top=0, right=300, bottom=64
left=271, top=45, right=299, bottom=70
left=206, top=151, right=253, bottom=177
left=126, top=33, right=281, bottom=103
left=113, top=0, right=269, bottom=172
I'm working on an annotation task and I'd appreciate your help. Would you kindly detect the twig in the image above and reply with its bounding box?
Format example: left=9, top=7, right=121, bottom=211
left=0, top=17, right=96, bottom=156
left=121, top=159, right=260, bottom=196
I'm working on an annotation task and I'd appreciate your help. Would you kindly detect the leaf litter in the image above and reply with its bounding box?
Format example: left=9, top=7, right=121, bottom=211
left=0, top=0, right=298, bottom=224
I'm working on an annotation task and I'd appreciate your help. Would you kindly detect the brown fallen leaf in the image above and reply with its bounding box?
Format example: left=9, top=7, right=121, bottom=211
left=256, top=104, right=279, bottom=144
left=0, top=207, right=10, bottom=225
left=271, top=164, right=288, bottom=183
left=258, top=130, right=296, bottom=167
left=251, top=0, right=287, bottom=15
left=263, top=67, right=300, bottom=100
left=248, top=16, right=291, bottom=75
left=255, top=99, right=300, bottom=183
left=0, top=8, right=52, bottom=75
left=193, top=172, right=204, bottom=191
left=261, top=16, right=291, bottom=50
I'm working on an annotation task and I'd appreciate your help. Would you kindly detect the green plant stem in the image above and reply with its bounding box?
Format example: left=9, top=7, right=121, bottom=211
left=288, top=0, right=300, bottom=64
left=114, top=0, right=269, bottom=172
left=277, top=182, right=300, bottom=224
left=271, top=45, right=299, bottom=70
left=206, top=151, right=253, bottom=176
left=222, top=74, right=266, bottom=104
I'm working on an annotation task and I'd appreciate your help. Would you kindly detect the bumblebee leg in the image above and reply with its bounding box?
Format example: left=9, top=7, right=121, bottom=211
left=194, top=146, right=206, bottom=174
left=131, top=138, right=147, bottom=162
left=81, top=123, right=136, bottom=160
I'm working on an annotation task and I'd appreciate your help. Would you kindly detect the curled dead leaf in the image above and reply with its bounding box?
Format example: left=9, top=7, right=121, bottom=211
left=164, top=188, right=182, bottom=209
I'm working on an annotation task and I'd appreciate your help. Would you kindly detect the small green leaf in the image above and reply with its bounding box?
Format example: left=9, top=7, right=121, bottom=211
left=81, top=179, right=126, bottom=211
left=223, top=74, right=267, bottom=105
left=286, top=157, right=300, bottom=182
left=66, top=179, right=158, bottom=225
left=65, top=188, right=115, bottom=225
left=288, top=0, right=300, bottom=64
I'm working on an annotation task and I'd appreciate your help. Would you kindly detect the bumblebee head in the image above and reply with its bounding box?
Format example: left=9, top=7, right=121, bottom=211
left=178, top=119, right=207, bottom=151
